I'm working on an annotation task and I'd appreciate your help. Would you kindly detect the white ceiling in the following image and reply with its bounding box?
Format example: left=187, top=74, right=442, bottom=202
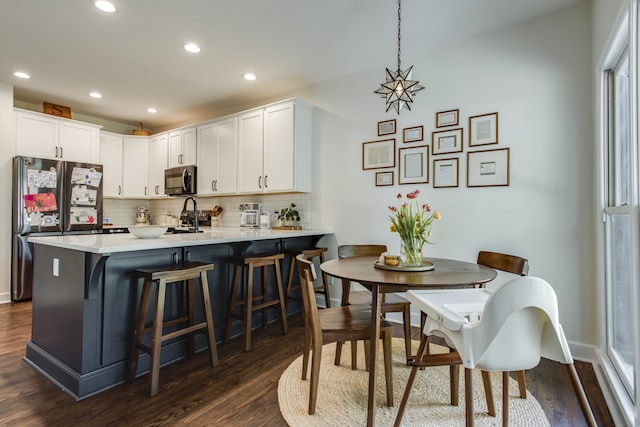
left=0, top=0, right=584, bottom=131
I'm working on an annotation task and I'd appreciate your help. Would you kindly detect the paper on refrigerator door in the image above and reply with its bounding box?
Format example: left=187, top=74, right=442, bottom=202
left=70, top=186, right=97, bottom=206
left=70, top=167, right=102, bottom=187
left=69, top=207, right=98, bottom=224
left=27, top=168, right=57, bottom=188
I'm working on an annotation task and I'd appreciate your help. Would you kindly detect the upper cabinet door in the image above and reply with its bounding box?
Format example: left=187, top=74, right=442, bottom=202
left=100, top=132, right=124, bottom=198
left=58, top=121, right=100, bottom=163
left=237, top=110, right=264, bottom=193
left=15, top=109, right=101, bottom=163
left=122, top=137, right=149, bottom=198
left=197, top=117, right=238, bottom=196
left=181, top=127, right=197, bottom=166
left=148, top=133, right=168, bottom=197
left=15, top=110, right=59, bottom=159
left=168, top=127, right=197, bottom=167
left=263, top=102, right=295, bottom=192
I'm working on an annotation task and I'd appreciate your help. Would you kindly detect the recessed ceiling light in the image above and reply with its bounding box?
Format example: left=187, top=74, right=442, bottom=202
left=147, top=108, right=157, bottom=113
left=89, top=92, right=102, bottom=99
left=243, top=73, right=257, bottom=81
left=183, top=43, right=201, bottom=54
left=14, top=71, right=30, bottom=79
left=94, top=1, right=116, bottom=13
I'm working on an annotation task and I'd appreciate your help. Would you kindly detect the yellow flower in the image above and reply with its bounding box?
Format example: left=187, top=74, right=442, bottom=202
left=433, top=211, right=441, bottom=220
left=389, top=224, right=397, bottom=232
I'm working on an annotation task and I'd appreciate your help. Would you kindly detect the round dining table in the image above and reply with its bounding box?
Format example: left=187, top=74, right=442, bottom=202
left=320, top=256, right=497, bottom=427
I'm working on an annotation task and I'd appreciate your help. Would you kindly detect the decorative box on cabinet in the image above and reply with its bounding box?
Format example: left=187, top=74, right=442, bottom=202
left=168, top=126, right=197, bottom=167
left=15, top=108, right=101, bottom=163
left=237, top=99, right=311, bottom=194
left=197, top=117, right=238, bottom=195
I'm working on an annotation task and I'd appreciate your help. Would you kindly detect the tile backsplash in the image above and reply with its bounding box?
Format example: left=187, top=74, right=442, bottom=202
left=104, top=193, right=312, bottom=229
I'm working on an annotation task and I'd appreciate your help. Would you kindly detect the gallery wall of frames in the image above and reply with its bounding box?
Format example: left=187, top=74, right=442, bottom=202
left=362, top=109, right=510, bottom=189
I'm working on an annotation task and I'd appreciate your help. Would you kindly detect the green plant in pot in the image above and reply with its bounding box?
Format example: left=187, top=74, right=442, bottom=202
left=278, top=203, right=300, bottom=226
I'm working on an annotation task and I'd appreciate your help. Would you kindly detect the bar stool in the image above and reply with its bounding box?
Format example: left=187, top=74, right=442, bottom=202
left=127, top=262, right=218, bottom=397
left=284, top=247, right=331, bottom=308
left=224, top=253, right=288, bottom=351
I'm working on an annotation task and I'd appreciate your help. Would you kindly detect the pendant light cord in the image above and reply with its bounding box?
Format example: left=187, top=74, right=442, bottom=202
left=397, top=0, right=402, bottom=71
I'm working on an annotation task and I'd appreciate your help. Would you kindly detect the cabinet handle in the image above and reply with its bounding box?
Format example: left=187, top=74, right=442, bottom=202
left=55, top=146, right=59, bottom=158
left=144, top=186, right=148, bottom=196
left=155, top=185, right=159, bottom=195
left=211, top=180, right=215, bottom=191
left=60, top=146, right=63, bottom=158
left=264, top=175, right=268, bottom=188
left=179, top=154, right=184, bottom=164
left=258, top=176, right=262, bottom=189
left=118, top=185, right=121, bottom=195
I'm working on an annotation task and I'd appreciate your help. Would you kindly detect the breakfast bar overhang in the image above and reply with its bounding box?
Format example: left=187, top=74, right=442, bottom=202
left=24, top=228, right=331, bottom=400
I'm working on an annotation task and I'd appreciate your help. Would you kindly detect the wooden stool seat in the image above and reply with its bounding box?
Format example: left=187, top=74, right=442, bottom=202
left=127, top=261, right=218, bottom=397
left=224, top=253, right=288, bottom=351
left=284, top=247, right=331, bottom=308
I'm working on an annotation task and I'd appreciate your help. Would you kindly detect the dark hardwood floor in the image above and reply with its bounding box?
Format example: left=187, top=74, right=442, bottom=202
left=0, top=302, right=614, bottom=426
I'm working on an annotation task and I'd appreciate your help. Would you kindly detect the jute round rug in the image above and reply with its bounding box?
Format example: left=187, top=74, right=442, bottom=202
left=278, top=338, right=550, bottom=426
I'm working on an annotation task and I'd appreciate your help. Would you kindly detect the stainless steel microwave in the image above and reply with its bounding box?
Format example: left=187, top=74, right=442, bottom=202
left=164, top=165, right=197, bottom=196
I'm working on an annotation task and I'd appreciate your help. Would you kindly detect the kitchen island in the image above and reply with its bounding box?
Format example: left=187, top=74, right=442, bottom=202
left=25, top=227, right=331, bottom=400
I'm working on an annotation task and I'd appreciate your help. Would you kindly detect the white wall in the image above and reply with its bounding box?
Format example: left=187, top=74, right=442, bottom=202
left=0, top=4, right=597, bottom=349
left=298, top=3, right=596, bottom=346
left=0, top=83, right=14, bottom=302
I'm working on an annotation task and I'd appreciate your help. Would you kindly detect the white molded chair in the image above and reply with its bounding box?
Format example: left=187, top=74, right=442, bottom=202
left=394, top=276, right=597, bottom=427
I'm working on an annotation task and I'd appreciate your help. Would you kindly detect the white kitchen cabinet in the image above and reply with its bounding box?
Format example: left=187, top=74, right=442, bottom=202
left=197, top=117, right=238, bottom=196
left=237, top=100, right=311, bottom=194
left=237, top=109, right=264, bottom=193
left=168, top=126, right=197, bottom=167
left=100, top=133, right=152, bottom=199
left=122, top=136, right=149, bottom=198
left=99, top=132, right=124, bottom=198
left=148, top=133, right=168, bottom=197
left=15, top=108, right=101, bottom=163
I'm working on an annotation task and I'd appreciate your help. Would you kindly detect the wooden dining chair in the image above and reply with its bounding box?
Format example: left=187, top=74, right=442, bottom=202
left=337, top=245, right=413, bottom=365
left=296, top=254, right=394, bottom=415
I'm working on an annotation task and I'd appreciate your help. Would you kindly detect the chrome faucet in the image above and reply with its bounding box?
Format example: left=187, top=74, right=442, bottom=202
left=182, top=196, right=199, bottom=233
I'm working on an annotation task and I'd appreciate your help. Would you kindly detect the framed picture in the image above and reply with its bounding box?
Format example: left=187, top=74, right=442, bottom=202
left=375, top=171, right=394, bottom=186
left=436, top=109, right=459, bottom=127
left=403, top=126, right=423, bottom=143
left=433, top=158, right=459, bottom=188
left=398, top=145, right=429, bottom=184
left=432, top=128, right=463, bottom=155
left=467, top=148, right=510, bottom=187
left=469, top=112, right=498, bottom=147
left=377, top=119, right=396, bottom=136
left=363, top=139, right=395, bottom=170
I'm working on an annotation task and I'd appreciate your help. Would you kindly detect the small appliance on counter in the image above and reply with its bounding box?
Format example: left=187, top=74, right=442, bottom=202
left=239, top=202, right=261, bottom=228
left=180, top=210, right=211, bottom=228
left=135, top=206, right=150, bottom=224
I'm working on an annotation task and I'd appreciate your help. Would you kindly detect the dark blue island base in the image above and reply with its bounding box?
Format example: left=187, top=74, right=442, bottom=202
left=25, top=235, right=323, bottom=400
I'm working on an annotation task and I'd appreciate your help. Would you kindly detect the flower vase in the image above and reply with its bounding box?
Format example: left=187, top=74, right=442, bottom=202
left=400, top=239, right=423, bottom=267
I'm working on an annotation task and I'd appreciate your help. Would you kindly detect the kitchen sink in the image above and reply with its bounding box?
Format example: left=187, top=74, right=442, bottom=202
left=167, top=228, right=203, bottom=234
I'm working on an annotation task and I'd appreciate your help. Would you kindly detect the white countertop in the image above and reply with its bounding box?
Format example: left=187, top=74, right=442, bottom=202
left=28, top=227, right=332, bottom=255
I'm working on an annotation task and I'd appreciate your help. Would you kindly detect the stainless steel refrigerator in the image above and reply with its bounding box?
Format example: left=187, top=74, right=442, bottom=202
left=12, top=156, right=103, bottom=301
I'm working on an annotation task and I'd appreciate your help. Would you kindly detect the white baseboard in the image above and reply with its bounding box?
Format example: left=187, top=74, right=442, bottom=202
left=0, top=292, right=11, bottom=304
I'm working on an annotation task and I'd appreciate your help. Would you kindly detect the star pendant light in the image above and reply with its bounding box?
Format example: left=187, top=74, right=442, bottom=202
left=374, top=0, right=424, bottom=114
